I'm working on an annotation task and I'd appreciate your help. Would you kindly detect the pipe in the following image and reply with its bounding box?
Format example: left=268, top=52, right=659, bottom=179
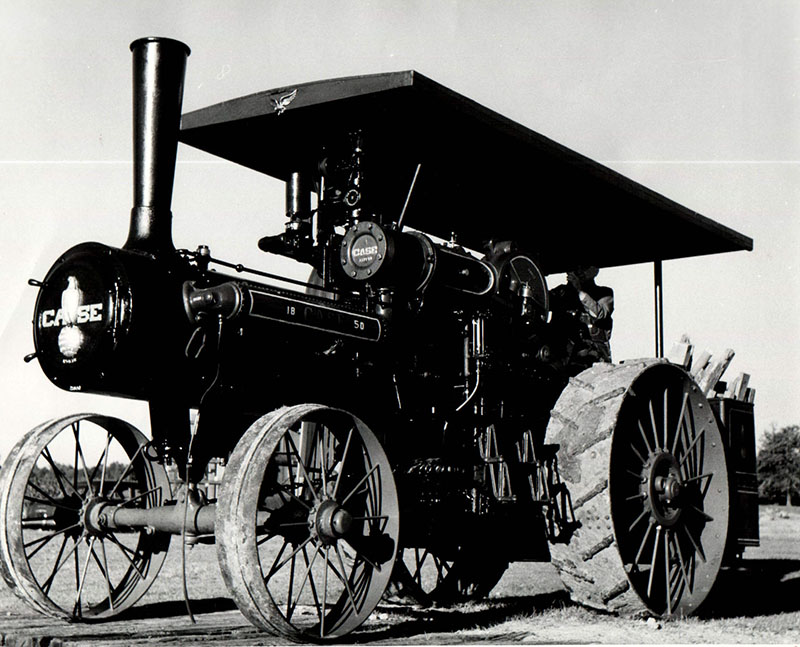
left=654, top=260, right=664, bottom=357
left=125, top=37, right=190, bottom=254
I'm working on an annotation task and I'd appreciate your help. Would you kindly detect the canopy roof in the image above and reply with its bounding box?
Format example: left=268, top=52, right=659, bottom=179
left=179, top=70, right=751, bottom=273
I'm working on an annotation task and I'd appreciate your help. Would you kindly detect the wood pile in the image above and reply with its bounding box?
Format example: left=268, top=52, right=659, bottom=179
left=665, top=334, right=755, bottom=402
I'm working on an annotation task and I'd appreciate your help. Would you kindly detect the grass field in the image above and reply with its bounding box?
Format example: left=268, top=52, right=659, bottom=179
left=0, top=505, right=798, bottom=644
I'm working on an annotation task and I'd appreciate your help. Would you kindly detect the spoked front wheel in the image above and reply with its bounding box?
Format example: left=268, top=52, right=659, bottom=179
left=0, top=414, right=171, bottom=620
left=216, top=404, right=399, bottom=641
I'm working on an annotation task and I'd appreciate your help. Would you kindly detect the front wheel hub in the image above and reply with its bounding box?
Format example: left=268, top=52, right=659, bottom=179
left=311, top=499, right=352, bottom=544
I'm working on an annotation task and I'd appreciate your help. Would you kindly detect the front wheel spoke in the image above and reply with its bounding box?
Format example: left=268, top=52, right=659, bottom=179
left=272, top=483, right=312, bottom=511
left=256, top=529, right=279, bottom=546
left=285, top=552, right=297, bottom=620
left=88, top=539, right=113, bottom=611
left=113, top=485, right=163, bottom=509
left=320, top=547, right=330, bottom=638
left=286, top=543, right=322, bottom=627
left=300, top=545, right=322, bottom=618
left=105, top=444, right=146, bottom=501
left=24, top=491, right=80, bottom=513
left=267, top=536, right=313, bottom=580
left=351, top=514, right=389, bottom=534
left=97, top=433, right=113, bottom=495
left=284, top=433, right=321, bottom=505
left=72, top=423, right=94, bottom=497
left=73, top=537, right=96, bottom=615
left=334, top=543, right=358, bottom=614
left=73, top=537, right=81, bottom=599
left=24, top=523, right=81, bottom=560
left=342, top=537, right=381, bottom=573
left=41, top=534, right=73, bottom=594
left=87, top=433, right=112, bottom=494
left=105, top=534, right=146, bottom=581
left=317, top=433, right=329, bottom=495
left=321, top=547, right=350, bottom=586
left=332, top=428, right=354, bottom=500
left=341, top=464, right=379, bottom=506
left=98, top=539, right=114, bottom=612
left=41, top=447, right=79, bottom=498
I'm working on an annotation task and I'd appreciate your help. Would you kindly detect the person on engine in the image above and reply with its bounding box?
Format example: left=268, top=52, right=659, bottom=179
left=550, top=265, right=614, bottom=365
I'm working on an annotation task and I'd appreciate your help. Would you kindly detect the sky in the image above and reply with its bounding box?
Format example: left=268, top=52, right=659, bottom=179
left=0, top=0, right=798, bottom=460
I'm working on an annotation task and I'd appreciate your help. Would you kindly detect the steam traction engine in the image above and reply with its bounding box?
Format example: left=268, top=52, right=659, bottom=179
left=0, top=38, right=757, bottom=640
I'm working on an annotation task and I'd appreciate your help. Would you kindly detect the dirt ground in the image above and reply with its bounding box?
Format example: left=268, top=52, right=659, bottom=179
left=0, top=505, right=798, bottom=645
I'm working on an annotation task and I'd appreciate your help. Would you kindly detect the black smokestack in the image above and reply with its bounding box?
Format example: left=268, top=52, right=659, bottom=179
left=125, top=37, right=190, bottom=254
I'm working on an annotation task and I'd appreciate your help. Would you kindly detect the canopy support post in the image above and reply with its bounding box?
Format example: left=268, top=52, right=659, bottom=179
left=654, top=260, right=664, bottom=358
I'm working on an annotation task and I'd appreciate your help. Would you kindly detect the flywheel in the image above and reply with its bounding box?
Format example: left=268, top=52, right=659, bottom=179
left=546, top=359, right=729, bottom=617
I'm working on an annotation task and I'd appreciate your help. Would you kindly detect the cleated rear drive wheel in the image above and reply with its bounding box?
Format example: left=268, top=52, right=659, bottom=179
left=216, top=404, right=399, bottom=641
left=546, top=360, right=729, bottom=617
left=0, top=414, right=171, bottom=620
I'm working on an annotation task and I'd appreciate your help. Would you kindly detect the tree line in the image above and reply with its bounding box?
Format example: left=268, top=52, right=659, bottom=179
left=758, top=424, right=800, bottom=506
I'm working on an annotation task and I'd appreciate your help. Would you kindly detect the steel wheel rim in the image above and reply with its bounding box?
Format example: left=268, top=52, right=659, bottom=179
left=609, top=365, right=729, bottom=616
left=0, top=414, right=171, bottom=620
left=218, top=405, right=399, bottom=640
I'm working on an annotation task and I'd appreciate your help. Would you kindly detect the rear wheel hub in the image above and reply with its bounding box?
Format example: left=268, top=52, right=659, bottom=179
left=644, top=452, right=684, bottom=527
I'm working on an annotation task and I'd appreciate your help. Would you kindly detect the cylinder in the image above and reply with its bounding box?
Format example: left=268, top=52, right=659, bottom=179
left=125, top=37, right=191, bottom=254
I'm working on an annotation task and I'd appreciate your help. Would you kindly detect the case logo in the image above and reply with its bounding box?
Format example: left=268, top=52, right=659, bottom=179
left=40, top=277, right=103, bottom=360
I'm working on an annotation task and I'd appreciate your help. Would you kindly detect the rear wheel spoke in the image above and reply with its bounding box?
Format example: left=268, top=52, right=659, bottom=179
left=634, top=519, right=655, bottom=566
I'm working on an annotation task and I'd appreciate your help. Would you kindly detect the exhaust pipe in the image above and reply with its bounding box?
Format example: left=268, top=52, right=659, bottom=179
left=125, top=37, right=190, bottom=254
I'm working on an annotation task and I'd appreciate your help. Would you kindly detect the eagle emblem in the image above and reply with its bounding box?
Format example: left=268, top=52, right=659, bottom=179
left=270, top=89, right=297, bottom=115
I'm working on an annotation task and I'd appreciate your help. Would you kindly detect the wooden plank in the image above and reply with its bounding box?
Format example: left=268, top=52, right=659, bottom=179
left=737, top=373, right=751, bottom=401
left=690, top=349, right=712, bottom=381
left=666, top=341, right=693, bottom=369
left=724, top=373, right=741, bottom=399
left=697, top=349, right=735, bottom=396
